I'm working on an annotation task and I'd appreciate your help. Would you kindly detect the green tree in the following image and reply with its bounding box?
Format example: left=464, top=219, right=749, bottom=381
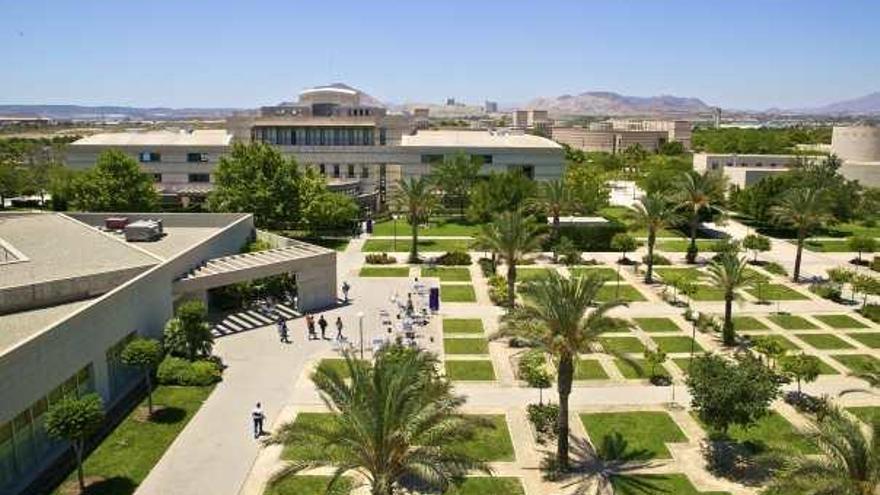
left=632, top=193, right=679, bottom=284
left=497, top=271, right=629, bottom=470
left=767, top=406, right=879, bottom=495
left=304, top=191, right=359, bottom=234
left=431, top=151, right=481, bottom=215
left=677, top=170, right=726, bottom=263
left=68, top=149, right=158, bottom=211
left=853, top=274, right=880, bottom=308
left=610, top=232, right=638, bottom=263
left=644, top=347, right=668, bottom=382
left=466, top=171, right=537, bottom=223
left=392, top=176, right=438, bottom=263
left=752, top=336, right=786, bottom=369
left=771, top=187, right=831, bottom=282
left=476, top=211, right=546, bottom=308
left=658, top=141, right=685, bottom=155
left=529, top=179, right=576, bottom=241
left=518, top=350, right=553, bottom=404
left=742, top=234, right=771, bottom=263
left=827, top=267, right=856, bottom=302
left=0, top=159, right=24, bottom=208
left=120, top=337, right=163, bottom=415
left=563, top=162, right=610, bottom=214
left=164, top=300, right=213, bottom=360
left=780, top=353, right=821, bottom=395
left=45, top=393, right=106, bottom=491
left=266, top=347, right=490, bottom=495
left=687, top=353, right=781, bottom=435
left=849, top=235, right=877, bottom=264
left=706, top=253, right=755, bottom=346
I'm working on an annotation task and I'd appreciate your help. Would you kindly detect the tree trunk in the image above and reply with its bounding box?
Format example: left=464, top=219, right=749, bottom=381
left=687, top=215, right=699, bottom=264
left=645, top=230, right=656, bottom=284
left=506, top=262, right=517, bottom=309
left=722, top=295, right=735, bottom=346
left=145, top=369, right=154, bottom=415
left=409, top=215, right=419, bottom=263
left=552, top=215, right=560, bottom=262
left=556, top=354, right=573, bottom=470
left=75, top=441, right=85, bottom=490
left=793, top=230, right=805, bottom=283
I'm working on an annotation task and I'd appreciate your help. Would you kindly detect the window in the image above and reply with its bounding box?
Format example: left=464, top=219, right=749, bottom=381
left=420, top=154, right=443, bottom=164
left=139, top=152, right=161, bottom=162
left=187, top=152, right=208, bottom=163
left=361, top=165, right=369, bottom=178
left=188, top=173, right=210, bottom=183
left=333, top=164, right=340, bottom=178
left=319, top=164, right=326, bottom=176
left=152, top=173, right=162, bottom=183
left=379, top=127, right=386, bottom=145
left=472, top=154, right=492, bottom=165
left=106, top=333, right=137, bottom=399
left=347, top=164, right=355, bottom=178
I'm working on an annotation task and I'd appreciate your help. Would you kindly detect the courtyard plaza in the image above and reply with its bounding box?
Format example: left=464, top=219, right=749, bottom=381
left=134, top=226, right=880, bottom=495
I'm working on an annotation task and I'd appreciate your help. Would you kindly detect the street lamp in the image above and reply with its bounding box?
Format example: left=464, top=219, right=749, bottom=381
left=392, top=213, right=399, bottom=252
left=357, top=311, right=365, bottom=360
left=690, top=311, right=699, bottom=363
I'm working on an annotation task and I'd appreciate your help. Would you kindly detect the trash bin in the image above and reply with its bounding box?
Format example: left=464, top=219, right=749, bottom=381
left=366, top=219, right=373, bottom=234
left=429, top=287, right=440, bottom=312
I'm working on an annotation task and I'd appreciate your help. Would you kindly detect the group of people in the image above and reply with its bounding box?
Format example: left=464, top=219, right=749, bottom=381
left=276, top=313, right=347, bottom=343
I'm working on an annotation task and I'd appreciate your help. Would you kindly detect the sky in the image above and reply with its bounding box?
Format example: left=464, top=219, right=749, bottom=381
left=1, top=0, right=879, bottom=110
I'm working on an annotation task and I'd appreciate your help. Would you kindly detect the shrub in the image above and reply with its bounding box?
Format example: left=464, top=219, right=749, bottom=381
left=243, top=238, right=273, bottom=253
left=157, top=356, right=222, bottom=386
left=478, top=257, right=496, bottom=277
left=435, top=250, right=471, bottom=266
left=872, top=256, right=880, bottom=273
left=488, top=275, right=508, bottom=307
left=762, top=261, right=788, bottom=277
left=809, top=282, right=842, bottom=302
left=365, top=253, right=396, bottom=264
left=642, top=253, right=672, bottom=266
left=859, top=304, right=880, bottom=324
left=527, top=402, right=559, bottom=445
left=554, top=237, right=583, bottom=266
left=550, top=222, right=627, bottom=252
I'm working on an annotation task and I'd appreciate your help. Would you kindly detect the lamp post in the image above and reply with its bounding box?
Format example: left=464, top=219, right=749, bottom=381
left=357, top=311, right=365, bottom=360
left=392, top=213, right=398, bottom=252
left=690, top=311, right=699, bottom=363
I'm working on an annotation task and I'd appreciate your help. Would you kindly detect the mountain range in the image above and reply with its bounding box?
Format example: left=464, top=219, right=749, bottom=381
left=525, top=91, right=713, bottom=117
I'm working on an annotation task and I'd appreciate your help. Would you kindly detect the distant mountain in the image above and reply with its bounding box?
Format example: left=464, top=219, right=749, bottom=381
left=800, top=92, right=880, bottom=116
left=0, top=104, right=246, bottom=121
left=525, top=91, right=713, bottom=117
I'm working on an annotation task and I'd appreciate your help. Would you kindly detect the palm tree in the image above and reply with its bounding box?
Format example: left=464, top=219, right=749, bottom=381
left=266, top=347, right=490, bottom=495
left=768, top=406, right=879, bottom=495
left=706, top=253, right=755, bottom=346
left=677, top=170, right=725, bottom=264
left=392, top=177, right=438, bottom=263
left=477, top=210, right=546, bottom=308
left=529, top=179, right=576, bottom=241
left=556, top=435, right=660, bottom=495
left=497, top=272, right=628, bottom=470
left=771, top=187, right=830, bottom=283
left=632, top=192, right=679, bottom=284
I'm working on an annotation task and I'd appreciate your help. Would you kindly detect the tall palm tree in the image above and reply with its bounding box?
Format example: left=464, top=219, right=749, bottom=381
left=557, top=435, right=660, bottom=495
left=768, top=406, right=879, bottom=495
left=677, top=170, right=726, bottom=264
left=497, top=272, right=628, bottom=470
left=266, top=347, right=490, bottom=495
left=706, top=253, right=755, bottom=346
left=477, top=210, right=546, bottom=308
left=529, top=179, right=576, bottom=241
left=771, top=187, right=830, bottom=283
left=632, top=192, right=679, bottom=284
left=392, top=177, right=438, bottom=263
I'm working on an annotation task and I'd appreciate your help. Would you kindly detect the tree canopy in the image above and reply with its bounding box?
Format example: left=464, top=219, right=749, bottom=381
left=68, top=149, right=159, bottom=211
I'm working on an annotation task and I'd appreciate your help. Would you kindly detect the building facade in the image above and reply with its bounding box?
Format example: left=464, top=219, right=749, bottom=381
left=693, top=149, right=880, bottom=187
left=552, top=119, right=692, bottom=154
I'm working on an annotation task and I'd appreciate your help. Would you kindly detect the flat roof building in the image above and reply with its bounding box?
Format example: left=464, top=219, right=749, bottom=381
left=552, top=119, right=692, bottom=154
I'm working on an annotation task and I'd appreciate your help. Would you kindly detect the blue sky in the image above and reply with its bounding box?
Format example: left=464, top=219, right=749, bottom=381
left=2, top=0, right=878, bottom=109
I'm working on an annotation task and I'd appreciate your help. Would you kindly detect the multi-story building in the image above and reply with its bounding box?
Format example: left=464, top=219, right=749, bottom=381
left=0, top=211, right=336, bottom=494
left=67, top=84, right=564, bottom=209
left=511, top=109, right=551, bottom=132
left=552, top=119, right=692, bottom=153
left=692, top=153, right=807, bottom=187
left=484, top=101, right=498, bottom=113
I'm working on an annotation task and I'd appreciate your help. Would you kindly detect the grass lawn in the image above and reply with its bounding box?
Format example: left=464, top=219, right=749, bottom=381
left=316, top=358, right=359, bottom=379
left=265, top=475, right=351, bottom=495
left=812, top=357, right=841, bottom=375
left=599, top=337, right=646, bottom=354
left=281, top=413, right=341, bottom=461
left=673, top=357, right=694, bottom=375
left=600, top=206, right=683, bottom=238
left=746, top=284, right=809, bottom=301
left=581, top=411, right=687, bottom=460
left=569, top=266, right=618, bottom=282
left=515, top=267, right=554, bottom=283
left=442, top=318, right=484, bottom=335
left=362, top=238, right=471, bottom=253
left=814, top=314, right=869, bottom=329
left=831, top=354, right=880, bottom=374
left=595, top=284, right=646, bottom=302
left=656, top=239, right=719, bottom=252
left=611, top=474, right=731, bottom=495
left=421, top=266, right=471, bottom=282
left=358, top=266, right=410, bottom=277
left=445, top=360, right=496, bottom=381
left=441, top=285, right=476, bottom=302
left=732, top=316, right=769, bottom=331
left=847, top=333, right=880, bottom=348
left=746, top=334, right=799, bottom=351
left=847, top=406, right=880, bottom=425
left=446, top=477, right=525, bottom=495
left=53, top=386, right=214, bottom=495
left=768, top=314, right=819, bottom=330
left=651, top=336, right=703, bottom=353
left=655, top=267, right=704, bottom=282
left=453, top=415, right=515, bottom=462
left=719, top=412, right=815, bottom=454
left=614, top=358, right=669, bottom=379
left=443, top=338, right=489, bottom=355
left=688, top=285, right=727, bottom=301
left=803, top=239, right=857, bottom=252
left=634, top=317, right=681, bottom=333
left=574, top=359, right=609, bottom=380
left=794, top=333, right=855, bottom=350
left=371, top=216, right=481, bottom=237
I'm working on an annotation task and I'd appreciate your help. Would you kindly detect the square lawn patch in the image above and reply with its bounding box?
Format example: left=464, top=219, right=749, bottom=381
left=651, top=336, right=703, bottom=353
left=444, top=338, right=489, bottom=355
left=595, top=284, right=646, bottom=302
left=655, top=267, right=704, bottom=282
left=599, top=336, right=646, bottom=354
left=634, top=317, right=681, bottom=333
left=442, top=318, right=484, bottom=335
left=814, top=314, right=869, bottom=329
left=673, top=357, right=694, bottom=375
left=611, top=474, right=731, bottom=495
left=441, top=285, right=476, bottom=302
left=421, top=266, right=471, bottom=282
left=847, top=333, right=880, bottom=348
left=720, top=412, right=815, bottom=454
left=656, top=239, right=718, bottom=252
left=445, top=360, right=495, bottom=381
left=581, top=411, right=687, bottom=460
left=688, top=285, right=727, bottom=301
left=831, top=354, right=880, bottom=374
left=615, top=358, right=669, bottom=379
left=446, top=477, right=525, bottom=495
left=733, top=316, right=768, bottom=331
left=747, top=284, right=809, bottom=301
left=569, top=266, right=617, bottom=282
left=454, top=415, right=515, bottom=462
left=794, top=333, right=854, bottom=350
left=281, top=413, right=340, bottom=461
left=516, top=268, right=554, bottom=283
left=768, top=314, right=819, bottom=330
left=358, top=266, right=410, bottom=277
left=575, top=359, right=609, bottom=380
left=745, top=334, right=799, bottom=351
left=265, top=475, right=351, bottom=495
left=847, top=407, right=880, bottom=425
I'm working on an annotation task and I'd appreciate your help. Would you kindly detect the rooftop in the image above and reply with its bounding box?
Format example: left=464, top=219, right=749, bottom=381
left=73, top=129, right=232, bottom=146
left=400, top=130, right=562, bottom=149
left=0, top=298, right=97, bottom=355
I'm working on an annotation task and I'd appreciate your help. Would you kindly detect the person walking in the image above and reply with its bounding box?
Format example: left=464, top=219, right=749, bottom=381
left=335, top=316, right=344, bottom=341
left=318, top=314, right=328, bottom=339
left=306, top=314, right=316, bottom=340
left=251, top=402, right=265, bottom=439
left=341, top=281, right=351, bottom=303
left=279, top=318, right=290, bottom=344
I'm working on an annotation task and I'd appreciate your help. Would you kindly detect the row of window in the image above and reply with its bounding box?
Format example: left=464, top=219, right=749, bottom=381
left=318, top=164, right=370, bottom=179
left=252, top=126, right=385, bottom=146
left=710, top=161, right=785, bottom=169
left=138, top=152, right=209, bottom=163
left=420, top=154, right=493, bottom=165
left=152, top=174, right=210, bottom=183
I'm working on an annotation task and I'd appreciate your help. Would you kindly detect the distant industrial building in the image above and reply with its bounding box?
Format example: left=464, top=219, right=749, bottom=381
left=511, top=109, right=552, bottom=133
left=552, top=119, right=692, bottom=154
left=484, top=101, right=498, bottom=113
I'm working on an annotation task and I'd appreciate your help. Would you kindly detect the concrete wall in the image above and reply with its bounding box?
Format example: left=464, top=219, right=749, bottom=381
left=832, top=126, right=880, bottom=162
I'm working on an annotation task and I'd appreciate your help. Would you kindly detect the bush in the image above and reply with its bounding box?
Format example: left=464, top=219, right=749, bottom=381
left=762, top=261, right=788, bottom=277
left=548, top=222, right=627, bottom=252
left=642, top=253, right=672, bottom=266
left=527, top=402, right=559, bottom=445
left=157, top=356, right=222, bottom=386
left=365, top=253, right=396, bottom=264
left=859, top=304, right=880, bottom=324
left=872, top=256, right=880, bottom=273
left=554, top=237, right=582, bottom=266
left=783, top=391, right=829, bottom=417
left=435, top=250, right=471, bottom=266
left=488, top=275, right=508, bottom=307
left=478, top=257, right=496, bottom=277
left=809, top=282, right=842, bottom=302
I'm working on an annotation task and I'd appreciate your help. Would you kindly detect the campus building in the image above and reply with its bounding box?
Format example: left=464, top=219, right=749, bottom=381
left=511, top=109, right=551, bottom=133
left=66, top=84, right=564, bottom=209
left=0, top=212, right=336, bottom=494
left=551, top=119, right=692, bottom=153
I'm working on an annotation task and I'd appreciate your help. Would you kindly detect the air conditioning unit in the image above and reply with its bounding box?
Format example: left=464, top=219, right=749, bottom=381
left=104, top=217, right=129, bottom=230
left=124, top=219, right=163, bottom=242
